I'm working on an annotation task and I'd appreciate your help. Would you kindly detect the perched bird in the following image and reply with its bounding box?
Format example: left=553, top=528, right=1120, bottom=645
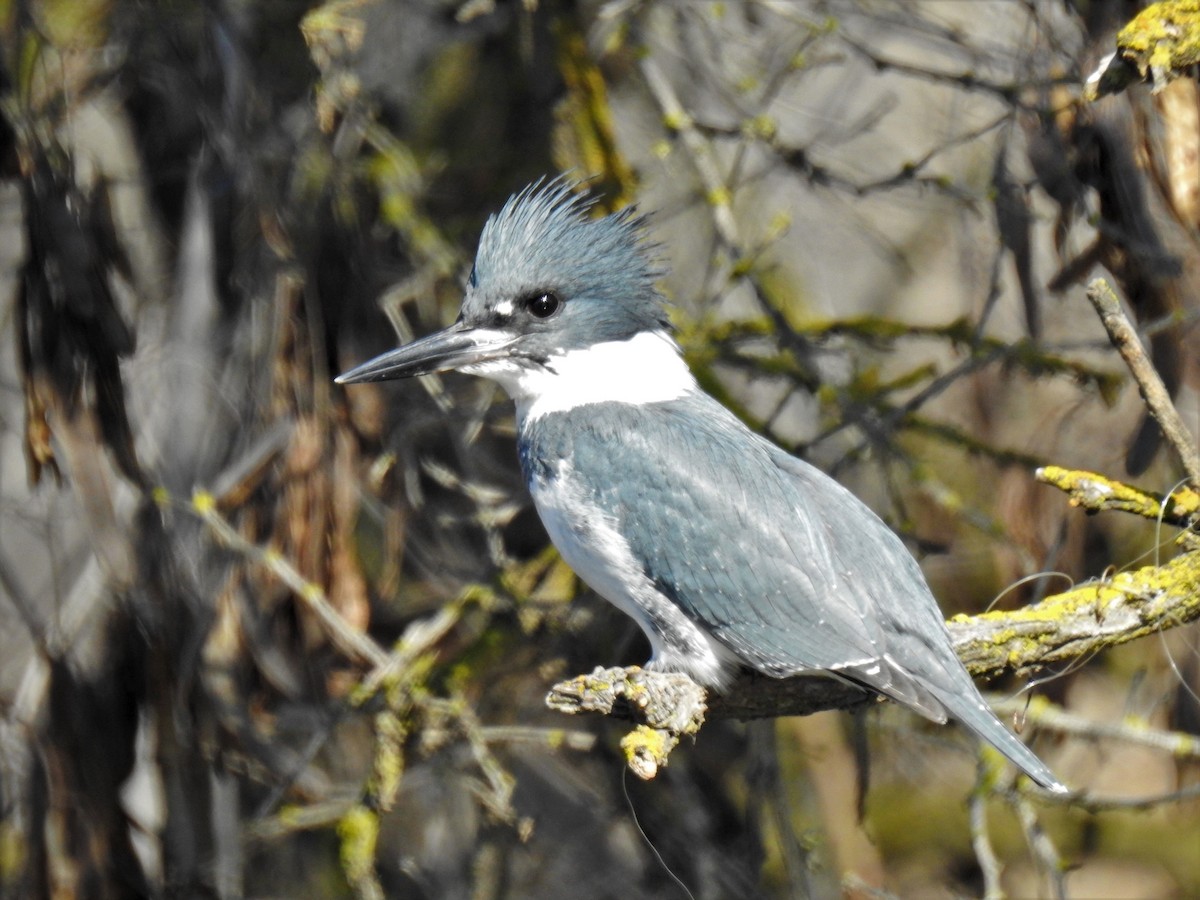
left=338, top=180, right=1067, bottom=793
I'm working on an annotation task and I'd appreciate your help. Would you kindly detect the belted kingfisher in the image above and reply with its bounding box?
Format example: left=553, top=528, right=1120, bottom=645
left=337, top=180, right=1067, bottom=793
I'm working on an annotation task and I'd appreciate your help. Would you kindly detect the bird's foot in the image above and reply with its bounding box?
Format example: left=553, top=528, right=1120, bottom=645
left=546, top=665, right=708, bottom=779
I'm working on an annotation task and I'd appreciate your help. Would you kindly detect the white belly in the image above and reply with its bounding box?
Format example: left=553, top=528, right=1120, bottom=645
left=528, top=461, right=738, bottom=688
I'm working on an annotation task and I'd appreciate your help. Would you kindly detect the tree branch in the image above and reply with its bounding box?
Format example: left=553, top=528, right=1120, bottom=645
left=1085, top=277, right=1200, bottom=484
left=547, top=545, right=1200, bottom=778
left=1036, top=465, right=1200, bottom=529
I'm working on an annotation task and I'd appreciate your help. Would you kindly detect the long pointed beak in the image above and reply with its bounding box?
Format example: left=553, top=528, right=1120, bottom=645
left=335, top=322, right=517, bottom=384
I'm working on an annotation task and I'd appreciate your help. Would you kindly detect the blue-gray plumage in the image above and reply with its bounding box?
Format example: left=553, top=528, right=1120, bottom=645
left=337, top=179, right=1067, bottom=793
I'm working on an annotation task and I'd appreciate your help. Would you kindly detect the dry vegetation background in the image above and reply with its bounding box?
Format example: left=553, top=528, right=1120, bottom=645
left=1, top=0, right=1198, bottom=898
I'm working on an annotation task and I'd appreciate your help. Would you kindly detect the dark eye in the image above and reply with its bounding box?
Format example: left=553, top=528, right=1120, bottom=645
left=525, top=291, right=561, bottom=319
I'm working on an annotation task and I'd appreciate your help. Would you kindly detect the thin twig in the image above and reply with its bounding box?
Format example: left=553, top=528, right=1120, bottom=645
left=477, top=726, right=596, bottom=751
left=244, top=793, right=361, bottom=843
left=639, top=56, right=741, bottom=247
left=189, top=489, right=392, bottom=669
left=423, top=695, right=516, bottom=822
left=1056, top=781, right=1200, bottom=813
left=969, top=779, right=1004, bottom=900
left=988, top=695, right=1200, bottom=758
left=1011, top=792, right=1066, bottom=900
left=1085, top=278, right=1200, bottom=484
left=356, top=600, right=466, bottom=698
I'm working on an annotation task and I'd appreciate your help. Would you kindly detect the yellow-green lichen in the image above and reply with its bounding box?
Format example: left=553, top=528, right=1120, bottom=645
left=662, top=109, right=690, bottom=132
left=190, top=489, right=216, bottom=515
left=1118, top=1, right=1200, bottom=80
left=743, top=114, right=777, bottom=141
left=337, top=804, right=381, bottom=898
left=706, top=185, right=732, bottom=208
left=1089, top=1, right=1200, bottom=98
left=369, top=711, right=406, bottom=812
left=551, top=24, right=638, bottom=209
left=620, top=724, right=673, bottom=780
left=950, top=549, right=1200, bottom=679
left=0, top=821, right=24, bottom=883
left=974, top=744, right=1008, bottom=793
left=622, top=675, right=649, bottom=702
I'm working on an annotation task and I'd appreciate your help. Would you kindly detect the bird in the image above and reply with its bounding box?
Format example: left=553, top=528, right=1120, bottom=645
left=337, top=179, right=1068, bottom=793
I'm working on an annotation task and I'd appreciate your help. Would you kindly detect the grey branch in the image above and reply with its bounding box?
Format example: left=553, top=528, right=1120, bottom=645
left=1085, top=277, right=1200, bottom=484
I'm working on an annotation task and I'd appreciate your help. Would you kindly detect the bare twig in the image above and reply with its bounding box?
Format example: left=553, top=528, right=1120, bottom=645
left=423, top=695, right=516, bottom=823
left=244, top=794, right=362, bottom=843
left=1085, top=278, right=1200, bottom=484
left=1011, top=792, right=1066, bottom=900
left=969, top=778, right=1004, bottom=900
left=988, top=695, right=1200, bottom=758
left=639, top=56, right=741, bottom=247
left=477, top=726, right=596, bottom=751
left=355, top=599, right=468, bottom=698
left=187, top=489, right=392, bottom=669
left=1054, top=782, right=1200, bottom=813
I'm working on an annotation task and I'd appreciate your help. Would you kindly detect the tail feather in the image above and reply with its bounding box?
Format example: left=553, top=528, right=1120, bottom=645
left=933, top=688, right=1068, bottom=794
left=835, top=657, right=1066, bottom=791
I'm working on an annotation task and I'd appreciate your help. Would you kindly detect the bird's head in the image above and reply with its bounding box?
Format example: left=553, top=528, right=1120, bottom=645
left=335, top=179, right=670, bottom=394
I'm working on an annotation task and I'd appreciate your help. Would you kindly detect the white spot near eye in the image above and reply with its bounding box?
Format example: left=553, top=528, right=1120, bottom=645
left=494, top=300, right=514, bottom=317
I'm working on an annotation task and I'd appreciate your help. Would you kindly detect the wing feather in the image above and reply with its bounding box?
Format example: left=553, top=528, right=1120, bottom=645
left=550, top=394, right=965, bottom=718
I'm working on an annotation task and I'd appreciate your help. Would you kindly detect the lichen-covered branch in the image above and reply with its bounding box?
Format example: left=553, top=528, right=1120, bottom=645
left=549, top=547, right=1200, bottom=778
left=948, top=549, right=1200, bottom=679
left=1036, top=465, right=1200, bottom=527
left=1086, top=0, right=1200, bottom=97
